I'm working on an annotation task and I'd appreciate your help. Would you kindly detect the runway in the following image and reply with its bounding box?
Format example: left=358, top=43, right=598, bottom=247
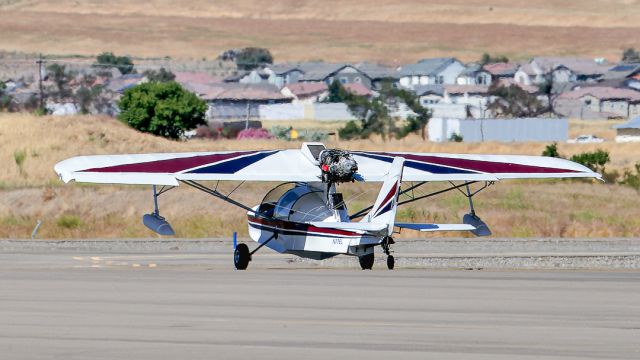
left=1, top=244, right=640, bottom=359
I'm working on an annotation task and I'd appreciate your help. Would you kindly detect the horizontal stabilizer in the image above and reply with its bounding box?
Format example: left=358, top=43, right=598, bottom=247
left=309, top=222, right=388, bottom=234
left=396, top=223, right=476, bottom=232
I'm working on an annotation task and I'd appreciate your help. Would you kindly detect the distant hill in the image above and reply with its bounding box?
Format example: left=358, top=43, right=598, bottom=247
left=0, top=0, right=639, bottom=63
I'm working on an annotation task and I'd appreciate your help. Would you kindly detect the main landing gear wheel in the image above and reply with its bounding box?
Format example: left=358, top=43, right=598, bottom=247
left=382, top=236, right=395, bottom=270
left=359, top=253, right=374, bottom=270
left=387, top=255, right=395, bottom=270
left=234, top=243, right=251, bottom=270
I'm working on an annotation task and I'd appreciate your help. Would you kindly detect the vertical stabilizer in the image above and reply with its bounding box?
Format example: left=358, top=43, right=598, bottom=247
left=361, top=157, right=404, bottom=235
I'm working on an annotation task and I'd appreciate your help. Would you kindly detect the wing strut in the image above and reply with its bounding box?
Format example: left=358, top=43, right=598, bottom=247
left=180, top=180, right=259, bottom=216
left=349, top=181, right=481, bottom=220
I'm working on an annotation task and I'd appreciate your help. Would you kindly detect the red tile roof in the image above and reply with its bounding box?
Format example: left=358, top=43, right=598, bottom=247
left=482, top=62, right=518, bottom=76
left=343, top=83, right=373, bottom=96
left=283, top=82, right=328, bottom=97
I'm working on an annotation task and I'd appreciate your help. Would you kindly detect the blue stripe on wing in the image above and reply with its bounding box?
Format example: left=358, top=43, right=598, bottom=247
left=187, top=151, right=278, bottom=174
left=355, top=152, right=479, bottom=174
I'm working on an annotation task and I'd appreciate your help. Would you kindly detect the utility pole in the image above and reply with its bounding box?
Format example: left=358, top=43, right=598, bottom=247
left=36, top=54, right=45, bottom=111
left=245, top=102, right=250, bottom=130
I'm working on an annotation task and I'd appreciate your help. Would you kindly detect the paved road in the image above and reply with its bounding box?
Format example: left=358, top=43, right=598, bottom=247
left=1, top=251, right=639, bottom=359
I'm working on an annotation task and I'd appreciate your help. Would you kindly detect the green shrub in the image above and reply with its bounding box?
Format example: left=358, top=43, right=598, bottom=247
left=13, top=149, right=26, bottom=174
left=542, top=142, right=560, bottom=158
left=338, top=120, right=362, bottom=140
left=620, top=162, right=640, bottom=190
left=570, top=149, right=610, bottom=173
left=449, top=133, right=463, bottom=142
left=57, top=215, right=81, bottom=229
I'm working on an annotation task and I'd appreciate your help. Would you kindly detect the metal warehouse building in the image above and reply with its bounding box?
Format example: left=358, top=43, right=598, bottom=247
left=428, top=117, right=569, bottom=143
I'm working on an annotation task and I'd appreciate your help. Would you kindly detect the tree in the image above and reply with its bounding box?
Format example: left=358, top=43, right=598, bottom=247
left=235, top=47, right=273, bottom=71
left=622, top=48, right=640, bottom=64
left=0, top=82, right=11, bottom=111
left=325, top=79, right=352, bottom=103
left=46, top=64, right=74, bottom=101
left=118, top=81, right=207, bottom=139
left=486, top=83, right=547, bottom=118
left=339, top=82, right=431, bottom=140
left=480, top=53, right=509, bottom=65
left=143, top=68, right=175, bottom=82
left=75, top=74, right=110, bottom=114
left=94, top=52, right=135, bottom=75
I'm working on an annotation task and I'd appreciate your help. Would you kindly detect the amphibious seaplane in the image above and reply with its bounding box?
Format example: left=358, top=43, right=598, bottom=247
left=54, top=143, right=600, bottom=270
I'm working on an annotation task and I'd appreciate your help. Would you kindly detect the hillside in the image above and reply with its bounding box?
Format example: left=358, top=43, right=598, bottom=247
left=1, top=0, right=639, bottom=62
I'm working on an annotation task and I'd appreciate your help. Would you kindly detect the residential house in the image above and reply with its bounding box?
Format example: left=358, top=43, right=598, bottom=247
left=414, top=85, right=444, bottom=106
left=299, top=63, right=373, bottom=89
left=603, top=63, right=640, bottom=81
left=555, top=86, right=640, bottom=119
left=613, top=116, right=640, bottom=142
left=354, top=62, right=400, bottom=89
left=514, top=57, right=609, bottom=86
left=603, top=63, right=640, bottom=90
left=199, top=83, right=292, bottom=120
left=343, top=83, right=374, bottom=98
left=456, top=64, right=492, bottom=86
left=264, top=64, right=305, bottom=87
left=174, top=72, right=222, bottom=92
left=482, top=62, right=518, bottom=81
left=281, top=82, right=328, bottom=104
left=442, top=85, right=493, bottom=118
left=106, top=73, right=147, bottom=94
left=398, top=58, right=465, bottom=89
left=627, top=74, right=640, bottom=91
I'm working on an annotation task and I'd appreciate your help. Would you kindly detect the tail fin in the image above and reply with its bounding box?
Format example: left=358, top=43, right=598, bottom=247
left=361, top=157, right=404, bottom=235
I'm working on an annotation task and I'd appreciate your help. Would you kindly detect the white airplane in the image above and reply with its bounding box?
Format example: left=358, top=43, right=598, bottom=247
left=54, top=142, right=600, bottom=270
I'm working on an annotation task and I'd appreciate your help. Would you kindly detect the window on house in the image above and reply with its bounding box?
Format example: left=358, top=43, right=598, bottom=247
left=354, top=77, right=362, bottom=83
left=585, top=99, right=591, bottom=105
left=437, top=75, right=444, bottom=84
left=339, top=77, right=348, bottom=84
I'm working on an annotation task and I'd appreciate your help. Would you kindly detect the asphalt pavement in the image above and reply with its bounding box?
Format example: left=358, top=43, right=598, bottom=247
left=1, top=238, right=639, bottom=359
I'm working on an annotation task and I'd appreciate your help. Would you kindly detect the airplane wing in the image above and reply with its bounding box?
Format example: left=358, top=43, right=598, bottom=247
left=54, top=144, right=601, bottom=186
left=352, top=151, right=601, bottom=182
left=54, top=150, right=322, bottom=186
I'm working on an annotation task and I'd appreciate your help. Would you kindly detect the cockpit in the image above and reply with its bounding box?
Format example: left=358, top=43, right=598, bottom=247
left=257, top=183, right=343, bottom=222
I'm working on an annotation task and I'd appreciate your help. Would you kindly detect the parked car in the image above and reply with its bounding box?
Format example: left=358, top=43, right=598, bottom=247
left=567, top=134, right=604, bottom=144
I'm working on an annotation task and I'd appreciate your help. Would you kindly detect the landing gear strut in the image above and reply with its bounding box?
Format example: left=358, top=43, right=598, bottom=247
left=382, top=236, right=395, bottom=270
left=234, top=233, right=277, bottom=270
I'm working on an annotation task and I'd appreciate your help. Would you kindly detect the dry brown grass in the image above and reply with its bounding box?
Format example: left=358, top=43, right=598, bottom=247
left=1, top=114, right=639, bottom=187
left=0, top=0, right=639, bottom=62
left=0, top=113, right=638, bottom=239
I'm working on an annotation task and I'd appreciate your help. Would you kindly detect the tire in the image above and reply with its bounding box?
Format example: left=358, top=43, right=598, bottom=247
left=359, top=253, right=374, bottom=270
left=234, top=243, right=250, bottom=270
left=387, top=255, right=395, bottom=270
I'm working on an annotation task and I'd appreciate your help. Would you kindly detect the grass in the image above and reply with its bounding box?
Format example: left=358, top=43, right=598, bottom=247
left=0, top=113, right=638, bottom=238
left=0, top=0, right=638, bottom=62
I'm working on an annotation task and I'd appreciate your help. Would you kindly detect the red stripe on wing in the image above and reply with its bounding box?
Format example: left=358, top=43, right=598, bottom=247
left=374, top=152, right=578, bottom=174
left=81, top=151, right=258, bottom=173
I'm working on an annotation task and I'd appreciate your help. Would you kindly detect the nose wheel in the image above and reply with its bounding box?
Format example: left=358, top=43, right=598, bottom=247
left=382, top=236, right=395, bottom=270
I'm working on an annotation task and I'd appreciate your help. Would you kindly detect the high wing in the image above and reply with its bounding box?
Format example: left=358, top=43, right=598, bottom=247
left=55, top=150, right=322, bottom=186
left=352, top=151, right=601, bottom=182
left=54, top=144, right=601, bottom=186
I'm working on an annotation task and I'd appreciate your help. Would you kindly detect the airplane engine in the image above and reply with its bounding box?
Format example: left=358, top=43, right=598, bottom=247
left=319, top=149, right=358, bottom=183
